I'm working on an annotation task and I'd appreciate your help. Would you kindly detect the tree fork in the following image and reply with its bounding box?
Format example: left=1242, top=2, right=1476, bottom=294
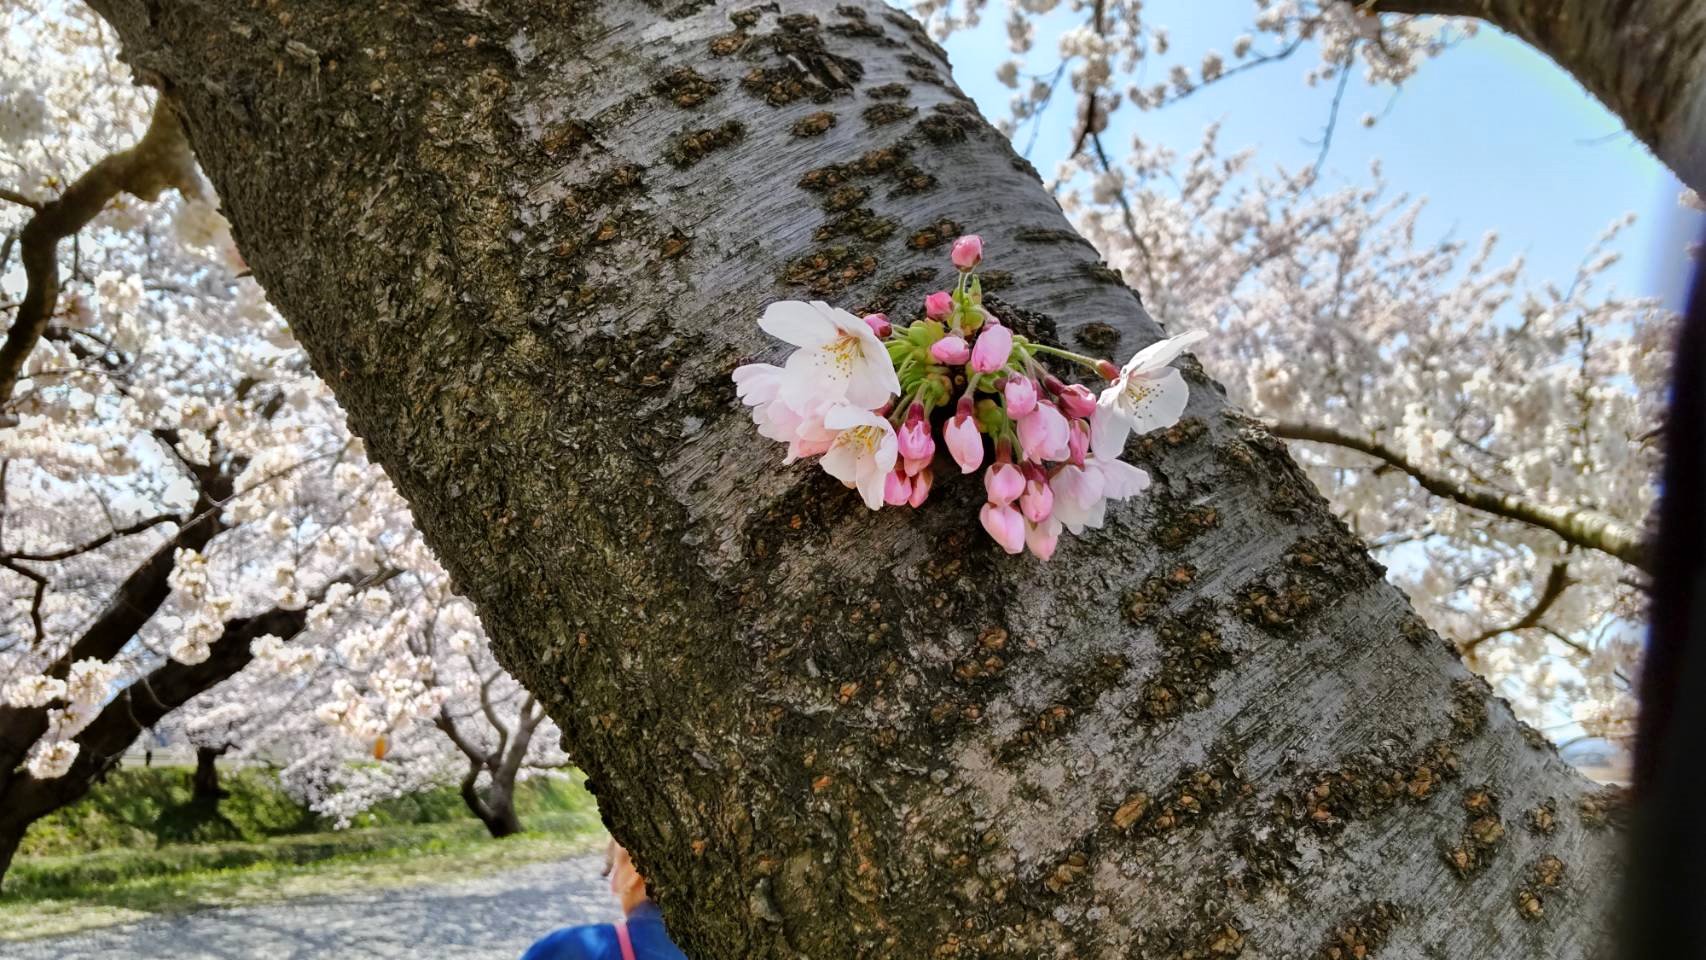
left=85, top=1, right=1621, bottom=956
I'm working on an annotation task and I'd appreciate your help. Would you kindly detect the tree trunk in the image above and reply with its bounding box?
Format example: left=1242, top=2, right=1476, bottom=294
left=191, top=745, right=229, bottom=802
left=1365, top=0, right=1706, bottom=193
left=0, top=823, right=22, bottom=892
left=457, top=763, right=524, bottom=839
left=85, top=2, right=1622, bottom=956
left=482, top=790, right=524, bottom=840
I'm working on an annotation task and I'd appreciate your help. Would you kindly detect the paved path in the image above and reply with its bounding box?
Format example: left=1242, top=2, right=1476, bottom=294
left=8, top=855, right=618, bottom=960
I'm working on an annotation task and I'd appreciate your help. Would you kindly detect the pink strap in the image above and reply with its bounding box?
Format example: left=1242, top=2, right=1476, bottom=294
left=614, top=920, right=636, bottom=960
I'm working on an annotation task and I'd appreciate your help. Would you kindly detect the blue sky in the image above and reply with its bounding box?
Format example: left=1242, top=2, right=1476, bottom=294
left=939, top=2, right=1703, bottom=311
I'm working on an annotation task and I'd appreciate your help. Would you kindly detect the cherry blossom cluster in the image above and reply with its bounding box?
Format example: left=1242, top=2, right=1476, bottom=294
left=0, top=0, right=564, bottom=807
left=736, top=235, right=1203, bottom=559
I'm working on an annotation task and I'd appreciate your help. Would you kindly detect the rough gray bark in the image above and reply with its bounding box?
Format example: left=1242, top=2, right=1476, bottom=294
left=1364, top=0, right=1706, bottom=194
left=85, top=1, right=1621, bottom=956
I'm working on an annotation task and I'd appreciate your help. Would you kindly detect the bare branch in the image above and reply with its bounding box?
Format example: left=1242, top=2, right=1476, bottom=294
left=1305, top=49, right=1355, bottom=185
left=0, top=558, right=48, bottom=647
left=1269, top=420, right=1652, bottom=572
left=433, top=709, right=493, bottom=767
left=1462, top=561, right=1570, bottom=651
left=4, top=513, right=182, bottom=563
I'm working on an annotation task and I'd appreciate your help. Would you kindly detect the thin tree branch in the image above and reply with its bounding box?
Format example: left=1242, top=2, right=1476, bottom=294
left=0, top=188, right=41, bottom=212
left=0, top=558, right=48, bottom=647
left=4, top=513, right=182, bottom=563
left=1269, top=420, right=1652, bottom=572
left=1305, top=51, right=1355, bottom=184
left=1137, top=36, right=1309, bottom=114
left=1462, top=561, right=1570, bottom=651
left=433, top=709, right=494, bottom=768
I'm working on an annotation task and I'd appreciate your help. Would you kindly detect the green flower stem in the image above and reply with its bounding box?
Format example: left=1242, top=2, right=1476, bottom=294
left=1022, top=340, right=1109, bottom=376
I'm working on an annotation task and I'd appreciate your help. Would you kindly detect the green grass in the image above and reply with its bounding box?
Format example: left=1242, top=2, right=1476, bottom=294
left=4, top=769, right=606, bottom=941
left=19, top=766, right=318, bottom=857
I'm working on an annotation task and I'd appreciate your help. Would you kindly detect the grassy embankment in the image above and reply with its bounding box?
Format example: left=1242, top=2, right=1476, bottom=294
left=2, top=765, right=605, bottom=941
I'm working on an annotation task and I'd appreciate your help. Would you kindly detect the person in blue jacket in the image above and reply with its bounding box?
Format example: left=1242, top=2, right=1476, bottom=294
left=521, top=840, right=689, bottom=960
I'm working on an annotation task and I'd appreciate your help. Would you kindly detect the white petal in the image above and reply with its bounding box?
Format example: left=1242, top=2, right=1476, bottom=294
left=819, top=443, right=859, bottom=485
left=733, top=363, right=783, bottom=405
left=779, top=346, right=851, bottom=410
left=845, top=361, right=898, bottom=410
left=1121, top=329, right=1206, bottom=376
left=872, top=436, right=897, bottom=474
left=1098, top=458, right=1152, bottom=499
left=851, top=337, right=901, bottom=406
left=1121, top=368, right=1190, bottom=436
left=1048, top=465, right=1101, bottom=534
left=1089, top=405, right=1131, bottom=460
left=854, top=461, right=886, bottom=509
left=760, top=300, right=838, bottom=348
left=823, top=404, right=883, bottom=431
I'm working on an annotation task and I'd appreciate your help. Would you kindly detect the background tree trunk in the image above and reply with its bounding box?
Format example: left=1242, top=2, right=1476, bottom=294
left=1363, top=0, right=1706, bottom=193
left=191, top=744, right=231, bottom=803
left=86, top=1, right=1623, bottom=956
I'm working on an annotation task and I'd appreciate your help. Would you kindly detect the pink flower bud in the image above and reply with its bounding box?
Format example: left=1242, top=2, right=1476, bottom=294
left=1025, top=519, right=1060, bottom=560
left=925, top=291, right=953, bottom=319
left=1020, top=475, right=1053, bottom=524
left=1057, top=383, right=1097, bottom=420
left=883, top=468, right=912, bottom=507
left=1067, top=418, right=1089, bottom=467
left=908, top=466, right=932, bottom=507
left=984, top=460, right=1025, bottom=505
left=1004, top=377, right=1039, bottom=418
left=945, top=411, right=983, bottom=473
left=951, top=234, right=983, bottom=271
left=897, top=419, right=935, bottom=463
left=930, top=335, right=971, bottom=365
left=971, top=323, right=1013, bottom=373
left=979, top=502, right=1026, bottom=554
left=1016, top=402, right=1070, bottom=462
left=864, top=313, right=892, bottom=338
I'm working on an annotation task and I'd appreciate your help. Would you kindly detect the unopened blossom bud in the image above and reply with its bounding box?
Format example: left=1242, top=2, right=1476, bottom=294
left=931, top=335, right=971, bottom=365
left=1004, top=377, right=1039, bottom=418
left=1057, top=383, right=1097, bottom=419
left=864, top=312, right=892, bottom=338
left=985, top=459, right=1025, bottom=505
left=1020, top=469, right=1054, bottom=523
left=979, top=502, right=1026, bottom=554
left=897, top=418, right=935, bottom=465
left=884, top=468, right=912, bottom=507
left=971, top=323, right=1013, bottom=373
left=945, top=403, right=984, bottom=474
left=1017, top=402, right=1070, bottom=462
left=951, top=234, right=984, bottom=271
left=925, top=291, right=953, bottom=319
left=1067, top=418, right=1090, bottom=467
left=909, top=466, right=932, bottom=507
